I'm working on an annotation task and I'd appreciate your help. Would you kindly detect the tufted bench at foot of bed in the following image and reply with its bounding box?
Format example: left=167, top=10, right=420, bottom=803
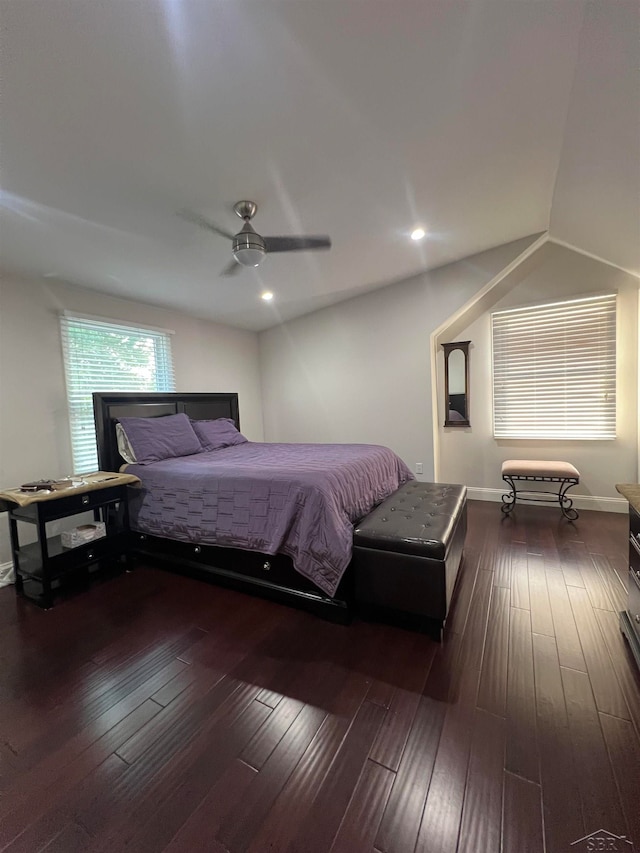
left=352, top=481, right=467, bottom=641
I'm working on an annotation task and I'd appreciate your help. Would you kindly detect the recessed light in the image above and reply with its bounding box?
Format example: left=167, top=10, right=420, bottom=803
left=261, top=291, right=274, bottom=302
left=410, top=228, right=426, bottom=241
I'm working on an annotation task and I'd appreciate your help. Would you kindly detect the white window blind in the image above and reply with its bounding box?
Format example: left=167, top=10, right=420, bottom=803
left=492, top=293, right=616, bottom=440
left=60, top=314, right=175, bottom=473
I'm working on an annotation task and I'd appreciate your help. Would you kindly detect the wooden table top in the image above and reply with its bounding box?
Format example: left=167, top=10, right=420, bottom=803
left=0, top=471, right=140, bottom=509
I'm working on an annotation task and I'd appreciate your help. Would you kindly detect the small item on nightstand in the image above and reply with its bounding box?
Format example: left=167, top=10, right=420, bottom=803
left=20, top=479, right=74, bottom=492
left=61, top=522, right=107, bottom=549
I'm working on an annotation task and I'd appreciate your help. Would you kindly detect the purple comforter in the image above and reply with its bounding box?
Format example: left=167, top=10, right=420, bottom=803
left=126, top=442, right=413, bottom=596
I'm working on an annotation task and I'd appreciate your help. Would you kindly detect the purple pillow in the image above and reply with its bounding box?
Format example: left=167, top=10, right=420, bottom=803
left=118, top=413, right=202, bottom=464
left=191, top=418, right=248, bottom=452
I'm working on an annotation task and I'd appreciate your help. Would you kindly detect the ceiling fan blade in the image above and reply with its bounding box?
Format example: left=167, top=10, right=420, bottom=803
left=263, top=235, right=331, bottom=253
left=220, top=259, right=242, bottom=276
left=177, top=209, right=235, bottom=241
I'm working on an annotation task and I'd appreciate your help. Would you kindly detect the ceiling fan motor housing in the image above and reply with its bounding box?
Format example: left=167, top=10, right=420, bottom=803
left=232, top=223, right=266, bottom=267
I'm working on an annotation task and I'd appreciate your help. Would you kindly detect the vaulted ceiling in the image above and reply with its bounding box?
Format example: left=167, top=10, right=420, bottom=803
left=1, top=1, right=638, bottom=330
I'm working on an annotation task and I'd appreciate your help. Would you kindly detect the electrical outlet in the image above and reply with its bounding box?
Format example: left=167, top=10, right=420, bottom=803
left=416, top=463, right=423, bottom=474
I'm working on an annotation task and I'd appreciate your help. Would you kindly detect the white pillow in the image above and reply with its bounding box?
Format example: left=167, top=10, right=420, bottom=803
left=115, top=422, right=137, bottom=464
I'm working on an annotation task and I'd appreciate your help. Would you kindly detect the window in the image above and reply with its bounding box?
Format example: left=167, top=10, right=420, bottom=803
left=492, top=293, right=616, bottom=440
left=60, top=314, right=175, bottom=472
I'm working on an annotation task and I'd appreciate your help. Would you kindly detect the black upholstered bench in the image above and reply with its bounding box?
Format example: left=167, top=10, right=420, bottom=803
left=352, top=481, right=467, bottom=640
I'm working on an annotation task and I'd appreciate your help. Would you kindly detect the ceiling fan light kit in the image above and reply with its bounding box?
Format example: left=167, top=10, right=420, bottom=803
left=179, top=200, right=331, bottom=275
left=233, top=201, right=265, bottom=267
left=233, top=228, right=266, bottom=267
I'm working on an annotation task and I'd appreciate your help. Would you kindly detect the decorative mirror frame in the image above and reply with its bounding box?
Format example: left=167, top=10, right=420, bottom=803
left=442, top=340, right=470, bottom=427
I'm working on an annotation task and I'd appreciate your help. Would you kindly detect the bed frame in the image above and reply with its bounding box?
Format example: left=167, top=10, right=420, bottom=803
left=92, top=392, right=351, bottom=622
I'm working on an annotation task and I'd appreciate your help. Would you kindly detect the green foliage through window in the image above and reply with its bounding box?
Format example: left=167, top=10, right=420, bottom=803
left=60, top=315, right=175, bottom=472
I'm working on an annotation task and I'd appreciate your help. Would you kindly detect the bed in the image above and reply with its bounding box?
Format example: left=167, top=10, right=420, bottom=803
left=93, top=392, right=413, bottom=621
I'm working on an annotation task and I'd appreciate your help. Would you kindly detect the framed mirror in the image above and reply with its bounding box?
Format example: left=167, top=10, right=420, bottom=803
left=442, top=340, right=470, bottom=427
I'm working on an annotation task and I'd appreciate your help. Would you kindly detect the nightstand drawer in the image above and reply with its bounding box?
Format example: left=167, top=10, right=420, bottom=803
left=14, top=485, right=127, bottom=524
left=629, top=567, right=640, bottom=639
left=629, top=533, right=640, bottom=575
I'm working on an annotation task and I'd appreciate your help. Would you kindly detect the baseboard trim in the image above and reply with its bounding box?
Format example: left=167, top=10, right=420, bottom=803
left=0, top=560, right=15, bottom=587
left=467, top=487, right=627, bottom=513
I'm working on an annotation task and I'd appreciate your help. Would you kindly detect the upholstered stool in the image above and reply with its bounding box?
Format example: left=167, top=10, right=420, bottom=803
left=352, top=481, right=467, bottom=640
left=501, top=459, right=580, bottom=520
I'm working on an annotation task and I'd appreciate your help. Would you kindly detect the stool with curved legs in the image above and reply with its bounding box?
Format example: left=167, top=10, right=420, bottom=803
left=500, top=460, right=580, bottom=521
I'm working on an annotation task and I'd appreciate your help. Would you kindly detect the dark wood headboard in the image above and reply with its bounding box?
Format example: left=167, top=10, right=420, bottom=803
left=93, top=392, right=240, bottom=472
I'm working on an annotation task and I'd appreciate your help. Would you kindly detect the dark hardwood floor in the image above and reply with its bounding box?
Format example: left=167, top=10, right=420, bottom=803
left=1, top=499, right=639, bottom=852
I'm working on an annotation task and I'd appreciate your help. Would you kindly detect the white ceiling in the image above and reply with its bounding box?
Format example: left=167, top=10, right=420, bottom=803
left=1, top=1, right=638, bottom=331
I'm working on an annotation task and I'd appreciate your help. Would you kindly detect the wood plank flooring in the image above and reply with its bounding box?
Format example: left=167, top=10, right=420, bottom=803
left=0, top=499, right=639, bottom=852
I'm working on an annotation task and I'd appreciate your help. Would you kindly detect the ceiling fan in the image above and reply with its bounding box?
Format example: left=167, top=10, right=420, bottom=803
left=179, top=201, right=331, bottom=276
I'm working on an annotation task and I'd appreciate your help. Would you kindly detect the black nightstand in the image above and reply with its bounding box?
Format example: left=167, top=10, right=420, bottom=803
left=1, top=475, right=138, bottom=608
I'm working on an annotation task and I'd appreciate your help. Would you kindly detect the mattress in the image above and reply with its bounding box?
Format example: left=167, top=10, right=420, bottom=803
left=125, top=441, right=413, bottom=596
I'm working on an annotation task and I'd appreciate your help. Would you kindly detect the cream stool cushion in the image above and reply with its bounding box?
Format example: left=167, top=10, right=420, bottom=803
left=502, top=460, right=580, bottom=480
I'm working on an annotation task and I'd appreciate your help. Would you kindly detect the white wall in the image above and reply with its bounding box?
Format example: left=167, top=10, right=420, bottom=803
left=437, top=242, right=639, bottom=508
left=259, top=236, right=540, bottom=478
left=0, top=272, right=262, bottom=561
